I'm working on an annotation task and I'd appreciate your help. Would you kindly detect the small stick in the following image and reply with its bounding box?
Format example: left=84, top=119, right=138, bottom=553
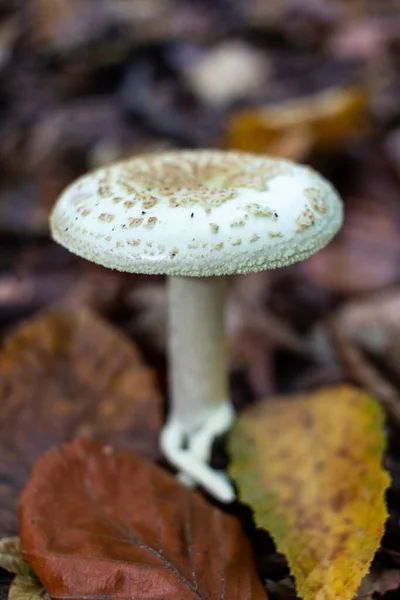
left=327, top=316, right=400, bottom=425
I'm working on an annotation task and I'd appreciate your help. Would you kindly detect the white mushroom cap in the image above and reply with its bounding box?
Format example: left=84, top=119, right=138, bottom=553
left=50, top=150, right=343, bottom=277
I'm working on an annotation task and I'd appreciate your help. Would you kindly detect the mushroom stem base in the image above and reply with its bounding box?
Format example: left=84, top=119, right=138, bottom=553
left=160, top=402, right=235, bottom=503
left=164, top=275, right=235, bottom=502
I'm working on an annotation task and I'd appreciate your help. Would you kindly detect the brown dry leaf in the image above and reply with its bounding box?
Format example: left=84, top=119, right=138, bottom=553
left=0, top=305, right=162, bottom=538
left=228, top=386, right=389, bottom=600
left=0, top=538, right=30, bottom=576
left=226, top=87, right=370, bottom=159
left=20, top=439, right=268, bottom=600
left=9, top=576, right=50, bottom=600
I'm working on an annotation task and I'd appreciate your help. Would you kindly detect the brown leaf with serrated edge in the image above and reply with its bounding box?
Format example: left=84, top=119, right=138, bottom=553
left=9, top=576, right=50, bottom=600
left=229, top=386, right=389, bottom=600
left=19, top=439, right=268, bottom=600
left=0, top=538, right=30, bottom=576
left=0, top=306, right=162, bottom=538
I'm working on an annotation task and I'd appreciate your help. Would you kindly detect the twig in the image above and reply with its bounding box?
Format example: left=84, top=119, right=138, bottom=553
left=327, top=315, right=400, bottom=425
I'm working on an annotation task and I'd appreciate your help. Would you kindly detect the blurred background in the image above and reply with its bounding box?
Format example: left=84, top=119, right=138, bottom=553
left=2, top=1, right=400, bottom=596
left=1, top=0, right=400, bottom=403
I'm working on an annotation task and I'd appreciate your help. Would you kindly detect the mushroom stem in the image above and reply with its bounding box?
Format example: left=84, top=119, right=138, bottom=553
left=164, top=275, right=235, bottom=500
left=168, top=275, right=229, bottom=435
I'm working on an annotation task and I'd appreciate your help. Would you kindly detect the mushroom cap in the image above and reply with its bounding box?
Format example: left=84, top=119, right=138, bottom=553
left=50, top=150, right=343, bottom=277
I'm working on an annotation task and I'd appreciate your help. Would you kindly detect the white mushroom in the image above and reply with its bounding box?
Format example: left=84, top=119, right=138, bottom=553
left=50, top=149, right=343, bottom=502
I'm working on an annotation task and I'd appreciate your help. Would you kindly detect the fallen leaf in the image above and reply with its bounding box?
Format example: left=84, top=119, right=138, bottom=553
left=0, top=538, right=48, bottom=600
left=0, top=538, right=30, bottom=576
left=9, top=576, right=50, bottom=600
left=0, top=306, right=162, bottom=538
left=226, top=87, right=370, bottom=158
left=20, top=439, right=268, bottom=600
left=228, top=386, right=389, bottom=600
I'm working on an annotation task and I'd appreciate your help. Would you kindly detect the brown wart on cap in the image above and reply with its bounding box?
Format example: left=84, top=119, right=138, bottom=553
left=50, top=149, right=343, bottom=502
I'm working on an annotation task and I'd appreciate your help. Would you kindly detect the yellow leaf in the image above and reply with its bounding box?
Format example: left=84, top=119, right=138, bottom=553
left=0, top=538, right=31, bottom=576
left=228, top=385, right=389, bottom=600
left=9, top=576, right=50, bottom=600
left=226, top=87, right=370, bottom=159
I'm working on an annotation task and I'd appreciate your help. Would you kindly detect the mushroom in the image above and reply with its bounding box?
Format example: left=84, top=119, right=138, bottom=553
left=50, top=150, right=343, bottom=502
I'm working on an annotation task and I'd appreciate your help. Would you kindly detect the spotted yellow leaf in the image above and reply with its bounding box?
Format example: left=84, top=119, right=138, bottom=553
left=228, top=386, right=389, bottom=600
left=0, top=538, right=31, bottom=576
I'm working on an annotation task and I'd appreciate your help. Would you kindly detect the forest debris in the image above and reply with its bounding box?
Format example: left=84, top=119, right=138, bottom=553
left=31, top=0, right=90, bottom=50
left=28, top=99, right=133, bottom=172
left=127, top=282, right=167, bottom=352
left=364, top=25, right=400, bottom=122
left=19, top=439, right=268, bottom=600
left=302, top=196, right=400, bottom=295
left=0, top=539, right=30, bottom=577
left=184, top=40, right=271, bottom=106
left=226, top=87, right=370, bottom=157
left=0, top=267, right=122, bottom=324
left=0, top=17, right=17, bottom=69
left=329, top=17, right=398, bottom=60
left=327, top=316, right=400, bottom=425
left=0, top=537, right=48, bottom=600
left=386, top=127, right=400, bottom=176
left=229, top=385, right=389, bottom=600
left=128, top=273, right=304, bottom=398
left=332, top=288, right=400, bottom=384
left=29, top=0, right=217, bottom=51
left=0, top=306, right=162, bottom=537
left=9, top=576, right=49, bottom=600
left=228, top=274, right=305, bottom=398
